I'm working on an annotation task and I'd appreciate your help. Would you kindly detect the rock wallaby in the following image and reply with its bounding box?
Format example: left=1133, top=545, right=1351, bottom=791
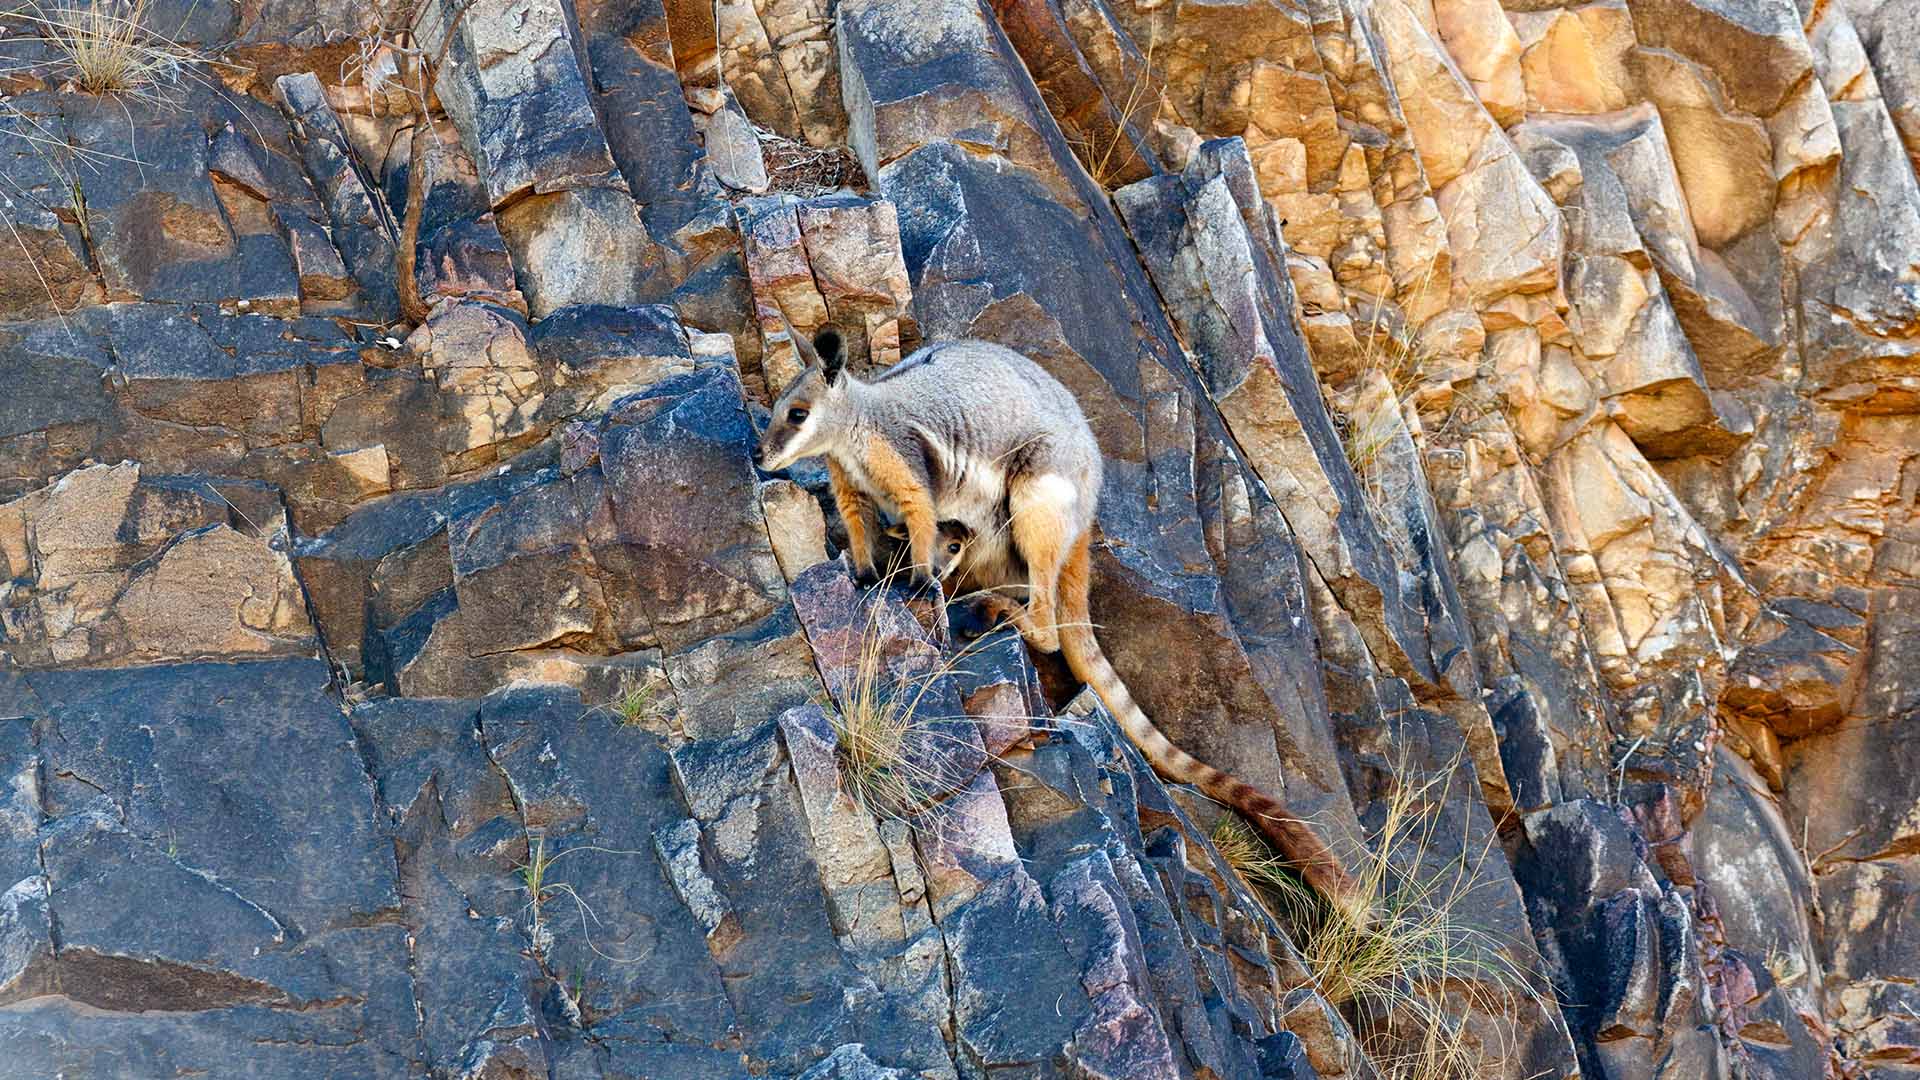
left=753, top=326, right=1358, bottom=907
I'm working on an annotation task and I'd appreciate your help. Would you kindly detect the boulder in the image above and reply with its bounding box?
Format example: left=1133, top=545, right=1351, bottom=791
left=0, top=464, right=314, bottom=668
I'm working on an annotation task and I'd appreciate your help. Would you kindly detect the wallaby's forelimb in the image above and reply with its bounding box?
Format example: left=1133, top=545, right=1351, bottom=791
left=828, top=459, right=880, bottom=582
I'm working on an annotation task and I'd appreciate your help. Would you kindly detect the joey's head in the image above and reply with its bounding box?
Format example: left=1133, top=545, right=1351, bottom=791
left=931, top=520, right=975, bottom=581
left=883, top=519, right=976, bottom=582
left=755, top=326, right=853, bottom=472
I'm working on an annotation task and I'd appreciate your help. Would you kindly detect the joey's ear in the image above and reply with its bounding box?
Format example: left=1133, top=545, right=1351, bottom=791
left=940, top=520, right=974, bottom=540
left=814, top=328, right=844, bottom=385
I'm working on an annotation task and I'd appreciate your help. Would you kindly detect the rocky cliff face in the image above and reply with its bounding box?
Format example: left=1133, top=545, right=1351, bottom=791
left=0, top=0, right=1913, bottom=1075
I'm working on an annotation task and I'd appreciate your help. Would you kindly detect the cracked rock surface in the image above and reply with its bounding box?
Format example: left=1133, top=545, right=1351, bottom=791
left=0, top=0, right=1914, bottom=1075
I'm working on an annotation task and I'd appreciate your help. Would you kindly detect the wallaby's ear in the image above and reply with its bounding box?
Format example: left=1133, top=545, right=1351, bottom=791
left=814, top=328, right=844, bottom=385
left=774, top=305, right=822, bottom=370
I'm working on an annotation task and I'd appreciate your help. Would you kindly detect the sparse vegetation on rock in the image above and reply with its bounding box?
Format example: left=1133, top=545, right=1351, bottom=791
left=0, top=0, right=1913, bottom=1076
left=1220, top=752, right=1552, bottom=1080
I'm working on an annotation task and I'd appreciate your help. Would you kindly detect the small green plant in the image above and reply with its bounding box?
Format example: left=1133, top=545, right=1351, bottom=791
left=516, top=834, right=552, bottom=898
left=1214, top=752, right=1549, bottom=1080
left=512, top=835, right=651, bottom=965
left=607, top=669, right=668, bottom=728
left=516, top=833, right=559, bottom=956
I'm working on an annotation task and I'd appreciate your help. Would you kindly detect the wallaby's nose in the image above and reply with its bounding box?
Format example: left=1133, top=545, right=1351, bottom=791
left=750, top=446, right=764, bottom=467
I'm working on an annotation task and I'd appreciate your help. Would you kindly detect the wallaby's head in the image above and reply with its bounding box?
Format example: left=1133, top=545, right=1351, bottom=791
left=755, top=325, right=850, bottom=472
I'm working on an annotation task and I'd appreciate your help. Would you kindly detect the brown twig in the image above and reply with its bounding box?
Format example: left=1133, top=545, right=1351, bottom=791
left=396, top=0, right=474, bottom=325
left=1809, top=824, right=1868, bottom=871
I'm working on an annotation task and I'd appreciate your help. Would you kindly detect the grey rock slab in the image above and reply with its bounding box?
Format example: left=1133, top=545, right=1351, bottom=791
left=350, top=695, right=545, bottom=1075
left=480, top=685, right=740, bottom=1052
left=2, top=659, right=419, bottom=1076
left=29, top=659, right=395, bottom=933
left=421, top=0, right=625, bottom=207
left=594, top=365, right=789, bottom=653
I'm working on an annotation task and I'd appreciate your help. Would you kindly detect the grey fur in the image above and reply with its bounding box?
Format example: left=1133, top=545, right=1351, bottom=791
left=756, top=339, right=1103, bottom=579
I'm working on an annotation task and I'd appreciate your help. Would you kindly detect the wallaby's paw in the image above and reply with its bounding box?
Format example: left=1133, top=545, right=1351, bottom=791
left=906, top=568, right=937, bottom=596
left=949, top=596, right=1013, bottom=638
left=853, top=565, right=880, bottom=588
left=948, top=597, right=997, bottom=639
left=1022, top=625, right=1062, bottom=654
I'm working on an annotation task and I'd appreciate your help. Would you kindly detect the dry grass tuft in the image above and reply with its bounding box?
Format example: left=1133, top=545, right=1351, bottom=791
left=6, top=0, right=205, bottom=99
left=1211, top=812, right=1299, bottom=894
left=823, top=560, right=1077, bottom=840
left=1214, top=752, right=1550, bottom=1080
left=1337, top=303, right=1425, bottom=469
left=1072, top=33, right=1161, bottom=190
left=828, top=574, right=967, bottom=820
left=1330, top=299, right=1436, bottom=565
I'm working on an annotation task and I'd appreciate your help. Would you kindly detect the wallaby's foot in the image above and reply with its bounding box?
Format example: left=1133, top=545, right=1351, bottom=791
left=1013, top=602, right=1061, bottom=653
left=1020, top=622, right=1062, bottom=654
left=949, top=601, right=993, bottom=640
left=952, top=595, right=1019, bottom=640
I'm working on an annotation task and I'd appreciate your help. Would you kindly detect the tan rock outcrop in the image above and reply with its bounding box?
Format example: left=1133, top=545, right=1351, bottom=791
left=4, top=0, right=1919, bottom=1073
left=0, top=464, right=314, bottom=667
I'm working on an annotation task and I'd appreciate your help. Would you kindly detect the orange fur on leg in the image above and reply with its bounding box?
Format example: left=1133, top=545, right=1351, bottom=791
left=1008, top=478, right=1073, bottom=652
left=862, top=440, right=937, bottom=583
left=1056, top=532, right=1092, bottom=634
left=828, top=459, right=880, bottom=580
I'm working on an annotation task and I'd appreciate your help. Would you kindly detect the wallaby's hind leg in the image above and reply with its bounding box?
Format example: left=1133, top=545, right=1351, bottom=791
left=1007, top=472, right=1078, bottom=653
left=1055, top=531, right=1093, bottom=636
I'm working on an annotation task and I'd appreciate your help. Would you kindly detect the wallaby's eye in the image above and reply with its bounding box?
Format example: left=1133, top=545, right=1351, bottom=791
left=786, top=407, right=809, bottom=424
left=946, top=542, right=963, bottom=555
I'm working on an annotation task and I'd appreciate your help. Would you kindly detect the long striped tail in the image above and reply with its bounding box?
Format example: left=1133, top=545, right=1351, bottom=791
left=1055, top=535, right=1360, bottom=908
